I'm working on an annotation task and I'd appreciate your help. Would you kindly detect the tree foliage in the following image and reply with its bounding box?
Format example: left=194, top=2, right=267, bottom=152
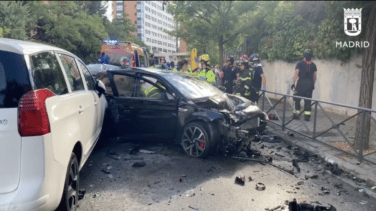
left=0, top=1, right=31, bottom=40
left=168, top=1, right=257, bottom=68
left=0, top=1, right=148, bottom=64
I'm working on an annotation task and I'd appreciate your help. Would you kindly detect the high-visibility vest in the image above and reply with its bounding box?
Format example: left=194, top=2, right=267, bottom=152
left=198, top=68, right=215, bottom=84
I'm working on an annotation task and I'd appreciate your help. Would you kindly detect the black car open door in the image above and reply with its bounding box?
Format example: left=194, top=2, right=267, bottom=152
left=107, top=71, right=178, bottom=139
left=132, top=74, right=178, bottom=139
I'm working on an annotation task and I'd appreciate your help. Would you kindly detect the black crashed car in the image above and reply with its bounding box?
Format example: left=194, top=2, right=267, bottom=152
left=97, top=68, right=268, bottom=158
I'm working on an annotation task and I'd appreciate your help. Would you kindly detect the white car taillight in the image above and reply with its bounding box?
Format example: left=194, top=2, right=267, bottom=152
left=18, top=89, right=54, bottom=137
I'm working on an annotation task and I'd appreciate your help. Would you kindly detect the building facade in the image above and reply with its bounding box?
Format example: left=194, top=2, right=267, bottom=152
left=113, top=1, right=179, bottom=54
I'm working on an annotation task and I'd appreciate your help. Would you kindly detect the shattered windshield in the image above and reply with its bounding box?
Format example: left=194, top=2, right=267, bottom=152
left=162, top=72, right=224, bottom=99
left=161, top=72, right=235, bottom=110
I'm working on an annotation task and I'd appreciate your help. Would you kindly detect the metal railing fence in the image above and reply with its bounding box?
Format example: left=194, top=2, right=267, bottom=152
left=259, top=90, right=376, bottom=164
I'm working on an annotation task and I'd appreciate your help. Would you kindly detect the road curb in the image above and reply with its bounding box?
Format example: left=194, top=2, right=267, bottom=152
left=267, top=124, right=376, bottom=193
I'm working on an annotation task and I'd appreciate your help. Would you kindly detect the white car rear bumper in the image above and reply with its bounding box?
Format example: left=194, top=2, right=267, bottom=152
left=0, top=134, right=67, bottom=211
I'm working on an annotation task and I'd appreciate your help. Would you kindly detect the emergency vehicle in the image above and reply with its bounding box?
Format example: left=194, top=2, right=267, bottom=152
left=99, top=38, right=149, bottom=67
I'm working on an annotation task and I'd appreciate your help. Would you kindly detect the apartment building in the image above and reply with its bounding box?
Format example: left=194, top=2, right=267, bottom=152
left=113, top=1, right=179, bottom=53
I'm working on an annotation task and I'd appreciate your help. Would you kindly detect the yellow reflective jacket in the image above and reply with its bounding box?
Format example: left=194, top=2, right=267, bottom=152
left=198, top=68, right=215, bottom=84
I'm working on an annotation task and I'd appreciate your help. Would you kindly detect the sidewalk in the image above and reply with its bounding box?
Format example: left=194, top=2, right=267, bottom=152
left=261, top=96, right=376, bottom=191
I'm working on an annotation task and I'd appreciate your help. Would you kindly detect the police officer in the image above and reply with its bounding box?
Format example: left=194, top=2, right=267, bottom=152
left=222, top=56, right=238, bottom=94
left=234, top=55, right=252, bottom=99
left=99, top=52, right=110, bottom=64
left=249, top=54, right=266, bottom=104
left=291, top=49, right=317, bottom=121
left=197, top=54, right=216, bottom=84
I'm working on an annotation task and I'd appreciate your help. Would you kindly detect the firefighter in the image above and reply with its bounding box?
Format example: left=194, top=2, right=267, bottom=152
left=291, top=49, right=317, bottom=121
left=197, top=54, right=215, bottom=84
left=234, top=55, right=252, bottom=99
left=249, top=54, right=266, bottom=104
left=222, top=56, right=238, bottom=94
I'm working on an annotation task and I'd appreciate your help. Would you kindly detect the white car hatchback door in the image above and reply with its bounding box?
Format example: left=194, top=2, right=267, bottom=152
left=0, top=51, right=31, bottom=195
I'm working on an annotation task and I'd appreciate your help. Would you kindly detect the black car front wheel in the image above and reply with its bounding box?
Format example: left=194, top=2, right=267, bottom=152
left=181, top=122, right=212, bottom=158
left=56, top=152, right=79, bottom=211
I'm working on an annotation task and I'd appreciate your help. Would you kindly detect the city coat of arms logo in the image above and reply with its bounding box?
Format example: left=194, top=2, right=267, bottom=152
left=344, top=8, right=362, bottom=36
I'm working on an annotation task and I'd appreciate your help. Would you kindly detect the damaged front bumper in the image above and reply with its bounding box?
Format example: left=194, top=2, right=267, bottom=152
left=216, top=110, right=268, bottom=157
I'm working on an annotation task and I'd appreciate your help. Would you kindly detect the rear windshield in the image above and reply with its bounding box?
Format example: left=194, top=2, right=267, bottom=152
left=0, top=51, right=31, bottom=108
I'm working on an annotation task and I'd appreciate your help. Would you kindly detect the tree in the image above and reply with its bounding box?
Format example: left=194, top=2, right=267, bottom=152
left=354, top=2, right=376, bottom=150
left=0, top=1, right=31, bottom=40
left=75, top=1, right=107, bottom=18
left=168, top=1, right=257, bottom=69
left=28, top=1, right=108, bottom=63
left=103, top=14, right=136, bottom=41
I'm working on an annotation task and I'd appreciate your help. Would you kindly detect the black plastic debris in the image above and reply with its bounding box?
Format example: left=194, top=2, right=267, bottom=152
left=235, top=175, right=245, bottom=186
left=292, top=159, right=301, bottom=173
left=305, top=175, right=319, bottom=180
left=327, top=163, right=342, bottom=176
left=78, top=189, right=86, bottom=200
left=256, top=182, right=266, bottom=191
left=188, top=205, right=199, bottom=210
left=266, top=205, right=284, bottom=211
left=132, top=161, right=146, bottom=167
left=321, top=187, right=330, bottom=194
left=101, top=169, right=111, bottom=174
left=248, top=176, right=253, bottom=182
left=287, top=198, right=336, bottom=211
left=297, top=181, right=304, bottom=186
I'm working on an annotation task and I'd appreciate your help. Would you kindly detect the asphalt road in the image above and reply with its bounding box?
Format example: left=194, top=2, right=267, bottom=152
left=77, top=137, right=376, bottom=211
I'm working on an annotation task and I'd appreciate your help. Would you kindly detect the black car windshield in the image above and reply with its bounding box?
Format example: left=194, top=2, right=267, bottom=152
left=161, top=71, right=235, bottom=109
left=162, top=72, right=221, bottom=98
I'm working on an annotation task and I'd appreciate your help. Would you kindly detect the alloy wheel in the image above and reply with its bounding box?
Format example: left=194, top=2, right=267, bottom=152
left=67, top=160, right=79, bottom=211
left=181, top=126, right=207, bottom=157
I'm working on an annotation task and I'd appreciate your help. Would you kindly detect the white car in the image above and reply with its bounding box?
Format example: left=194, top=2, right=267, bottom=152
left=0, top=38, right=107, bottom=211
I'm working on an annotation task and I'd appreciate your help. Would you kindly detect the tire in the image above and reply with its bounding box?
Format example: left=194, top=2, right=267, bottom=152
left=56, top=153, right=79, bottom=211
left=181, top=122, right=213, bottom=159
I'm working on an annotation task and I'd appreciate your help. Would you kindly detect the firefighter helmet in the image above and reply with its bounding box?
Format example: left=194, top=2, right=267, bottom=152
left=199, top=54, right=210, bottom=62
left=249, top=54, right=260, bottom=61
left=226, top=56, right=234, bottom=64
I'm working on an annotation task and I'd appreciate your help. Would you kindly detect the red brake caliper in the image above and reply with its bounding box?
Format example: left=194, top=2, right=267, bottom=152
left=200, top=136, right=205, bottom=148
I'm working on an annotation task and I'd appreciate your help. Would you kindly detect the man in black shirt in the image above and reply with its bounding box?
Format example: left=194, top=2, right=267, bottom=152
left=249, top=54, right=266, bottom=104
left=222, top=57, right=238, bottom=94
left=291, top=49, right=317, bottom=121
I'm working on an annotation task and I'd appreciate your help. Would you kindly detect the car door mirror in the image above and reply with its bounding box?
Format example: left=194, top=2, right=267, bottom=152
left=95, top=80, right=106, bottom=97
